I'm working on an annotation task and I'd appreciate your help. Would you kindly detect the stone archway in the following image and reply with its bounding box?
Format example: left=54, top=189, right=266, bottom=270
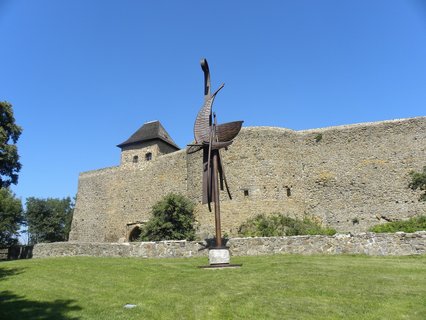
left=128, top=226, right=142, bottom=242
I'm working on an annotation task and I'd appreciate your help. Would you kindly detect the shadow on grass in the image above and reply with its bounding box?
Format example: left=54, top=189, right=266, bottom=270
left=0, top=291, right=82, bottom=320
left=0, top=267, right=23, bottom=281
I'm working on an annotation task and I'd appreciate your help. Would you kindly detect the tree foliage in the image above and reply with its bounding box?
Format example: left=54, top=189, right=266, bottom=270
left=0, top=188, right=23, bottom=246
left=0, top=101, right=22, bottom=188
left=140, top=193, right=196, bottom=241
left=409, top=166, right=426, bottom=201
left=24, top=197, right=74, bottom=244
left=238, top=213, right=336, bottom=237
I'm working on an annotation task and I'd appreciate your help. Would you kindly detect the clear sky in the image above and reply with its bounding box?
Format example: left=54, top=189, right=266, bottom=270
left=1, top=0, right=425, bottom=203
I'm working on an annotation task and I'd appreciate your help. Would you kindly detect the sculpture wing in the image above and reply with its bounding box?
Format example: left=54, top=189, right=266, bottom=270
left=193, top=84, right=224, bottom=144
left=216, top=121, right=243, bottom=142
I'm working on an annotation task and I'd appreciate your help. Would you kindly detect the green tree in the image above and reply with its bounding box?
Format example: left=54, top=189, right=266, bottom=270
left=0, top=188, right=23, bottom=246
left=409, top=166, right=426, bottom=201
left=0, top=101, right=22, bottom=188
left=140, top=193, right=196, bottom=241
left=25, top=197, right=74, bottom=244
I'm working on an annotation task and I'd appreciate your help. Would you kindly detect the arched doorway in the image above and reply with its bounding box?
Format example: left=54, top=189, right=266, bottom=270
left=128, top=226, right=142, bottom=242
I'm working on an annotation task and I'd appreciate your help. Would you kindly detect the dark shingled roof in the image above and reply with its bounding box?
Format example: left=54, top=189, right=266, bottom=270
left=117, top=120, right=180, bottom=150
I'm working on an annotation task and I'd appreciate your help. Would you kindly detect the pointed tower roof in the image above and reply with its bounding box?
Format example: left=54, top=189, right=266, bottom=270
left=117, top=120, right=180, bottom=150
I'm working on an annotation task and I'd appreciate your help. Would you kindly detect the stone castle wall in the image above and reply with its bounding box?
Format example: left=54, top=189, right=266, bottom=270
left=188, top=127, right=308, bottom=237
left=299, top=118, right=426, bottom=232
left=69, top=150, right=188, bottom=242
left=70, top=117, right=426, bottom=242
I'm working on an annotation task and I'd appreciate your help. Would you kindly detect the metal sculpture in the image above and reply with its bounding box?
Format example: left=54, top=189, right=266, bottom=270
left=188, top=59, right=243, bottom=248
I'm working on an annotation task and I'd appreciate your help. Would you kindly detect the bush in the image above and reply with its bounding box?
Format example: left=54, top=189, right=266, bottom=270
left=140, top=193, right=196, bottom=241
left=368, top=215, right=426, bottom=233
left=238, top=214, right=336, bottom=237
left=409, top=166, right=426, bottom=201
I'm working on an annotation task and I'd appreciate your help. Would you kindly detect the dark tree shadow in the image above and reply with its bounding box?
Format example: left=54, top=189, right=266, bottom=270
left=0, top=267, right=23, bottom=280
left=198, top=237, right=230, bottom=251
left=0, top=291, right=81, bottom=320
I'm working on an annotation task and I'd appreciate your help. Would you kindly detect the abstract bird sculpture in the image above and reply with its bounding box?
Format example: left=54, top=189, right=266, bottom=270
left=187, top=58, right=243, bottom=248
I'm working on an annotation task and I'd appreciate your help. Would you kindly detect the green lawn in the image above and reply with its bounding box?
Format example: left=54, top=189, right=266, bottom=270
left=1, top=255, right=425, bottom=319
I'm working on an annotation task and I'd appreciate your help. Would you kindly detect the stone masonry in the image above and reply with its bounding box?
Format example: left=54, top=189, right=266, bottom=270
left=34, top=232, right=426, bottom=258
left=69, top=117, right=426, bottom=243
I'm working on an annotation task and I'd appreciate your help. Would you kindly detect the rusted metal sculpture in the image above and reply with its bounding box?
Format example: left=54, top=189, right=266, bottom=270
left=188, top=59, right=243, bottom=249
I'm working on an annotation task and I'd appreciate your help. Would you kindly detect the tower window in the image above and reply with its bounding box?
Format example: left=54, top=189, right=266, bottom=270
left=145, top=152, right=152, bottom=161
left=243, top=189, right=249, bottom=197
left=286, top=186, right=291, bottom=197
left=132, top=155, right=139, bottom=163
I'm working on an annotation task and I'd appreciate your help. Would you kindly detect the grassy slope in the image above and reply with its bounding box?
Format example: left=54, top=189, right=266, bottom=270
left=0, top=255, right=425, bottom=320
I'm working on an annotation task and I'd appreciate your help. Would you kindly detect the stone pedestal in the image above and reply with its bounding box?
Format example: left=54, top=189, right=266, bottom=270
left=208, top=248, right=230, bottom=265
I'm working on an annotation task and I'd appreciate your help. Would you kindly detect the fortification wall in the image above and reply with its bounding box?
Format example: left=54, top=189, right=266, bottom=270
left=299, top=117, right=426, bottom=232
left=188, top=127, right=307, bottom=238
left=191, top=117, right=426, bottom=237
left=70, top=117, right=426, bottom=242
left=112, top=149, right=187, bottom=241
left=70, top=150, right=188, bottom=242
left=69, top=166, right=121, bottom=242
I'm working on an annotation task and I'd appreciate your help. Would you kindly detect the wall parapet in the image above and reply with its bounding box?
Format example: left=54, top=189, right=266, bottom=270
left=33, top=231, right=426, bottom=258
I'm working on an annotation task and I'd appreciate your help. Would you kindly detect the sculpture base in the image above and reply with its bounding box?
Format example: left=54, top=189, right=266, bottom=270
left=198, top=263, right=242, bottom=269
left=198, top=248, right=242, bottom=269
left=209, top=248, right=230, bottom=265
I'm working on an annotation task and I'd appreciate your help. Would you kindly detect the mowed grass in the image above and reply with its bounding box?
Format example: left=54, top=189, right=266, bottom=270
left=1, top=255, right=425, bottom=319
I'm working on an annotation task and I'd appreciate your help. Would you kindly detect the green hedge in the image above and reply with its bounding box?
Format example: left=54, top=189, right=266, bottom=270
left=369, top=215, right=426, bottom=233
left=238, top=214, right=336, bottom=237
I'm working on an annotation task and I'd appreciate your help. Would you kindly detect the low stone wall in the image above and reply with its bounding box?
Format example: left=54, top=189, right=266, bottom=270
left=230, top=232, right=426, bottom=256
left=33, top=241, right=205, bottom=259
left=32, top=232, right=426, bottom=258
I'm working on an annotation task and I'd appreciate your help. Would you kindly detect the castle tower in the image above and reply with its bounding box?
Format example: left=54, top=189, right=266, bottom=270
left=117, top=120, right=180, bottom=166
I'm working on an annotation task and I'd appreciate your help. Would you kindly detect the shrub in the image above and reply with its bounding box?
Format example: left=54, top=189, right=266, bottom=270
left=140, top=193, right=196, bottom=241
left=314, top=133, right=323, bottom=142
left=368, top=215, right=426, bottom=233
left=238, top=214, right=336, bottom=237
left=409, top=166, right=426, bottom=201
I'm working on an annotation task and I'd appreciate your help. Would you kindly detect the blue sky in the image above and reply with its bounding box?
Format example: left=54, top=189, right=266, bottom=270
left=1, top=0, right=425, bottom=203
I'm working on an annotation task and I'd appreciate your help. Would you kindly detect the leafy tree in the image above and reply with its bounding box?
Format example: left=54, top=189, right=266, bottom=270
left=24, top=197, right=74, bottom=244
left=0, top=188, right=23, bottom=246
left=140, top=193, right=196, bottom=241
left=0, top=101, right=22, bottom=188
left=409, top=166, right=426, bottom=201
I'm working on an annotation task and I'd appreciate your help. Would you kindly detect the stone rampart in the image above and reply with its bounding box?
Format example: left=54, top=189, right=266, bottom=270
left=69, top=149, right=188, bottom=242
left=34, top=232, right=426, bottom=258
left=298, top=117, right=426, bottom=233
left=193, top=117, right=426, bottom=237
left=70, top=117, right=426, bottom=242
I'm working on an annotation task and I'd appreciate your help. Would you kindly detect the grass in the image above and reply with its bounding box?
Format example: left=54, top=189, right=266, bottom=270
left=1, top=255, right=425, bottom=319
